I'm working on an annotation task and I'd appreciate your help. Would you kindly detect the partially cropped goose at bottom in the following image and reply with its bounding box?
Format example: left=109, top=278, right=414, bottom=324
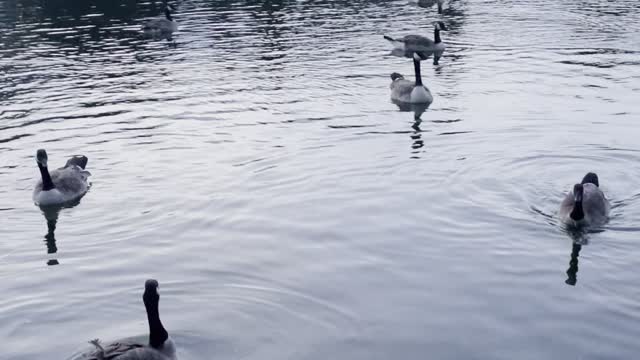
left=33, top=149, right=91, bottom=207
left=559, top=172, right=610, bottom=226
left=80, top=280, right=177, bottom=360
left=390, top=53, right=433, bottom=104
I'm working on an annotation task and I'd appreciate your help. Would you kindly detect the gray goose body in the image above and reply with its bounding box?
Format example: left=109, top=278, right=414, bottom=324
left=85, top=340, right=172, bottom=360
left=142, top=6, right=178, bottom=35
left=384, top=22, right=448, bottom=65
left=559, top=172, right=610, bottom=226
left=389, top=53, right=433, bottom=104
left=418, top=0, right=444, bottom=13
left=33, top=149, right=91, bottom=206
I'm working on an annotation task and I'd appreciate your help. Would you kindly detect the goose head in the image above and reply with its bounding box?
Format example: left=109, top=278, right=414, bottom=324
left=37, top=149, right=48, bottom=167
left=434, top=21, right=448, bottom=31
left=143, top=279, right=160, bottom=306
left=569, top=184, right=585, bottom=221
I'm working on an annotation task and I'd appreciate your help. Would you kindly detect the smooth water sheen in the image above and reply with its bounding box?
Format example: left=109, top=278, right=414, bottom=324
left=2, top=0, right=640, bottom=359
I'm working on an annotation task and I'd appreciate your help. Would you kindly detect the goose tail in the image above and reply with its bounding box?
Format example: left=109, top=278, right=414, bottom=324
left=65, top=155, right=88, bottom=169
left=581, top=172, right=599, bottom=187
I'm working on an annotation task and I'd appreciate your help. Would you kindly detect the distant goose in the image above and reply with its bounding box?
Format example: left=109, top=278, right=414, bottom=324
left=418, top=0, right=444, bottom=13
left=390, top=53, right=433, bottom=104
left=559, top=172, right=610, bottom=226
left=33, top=149, right=91, bottom=207
left=142, top=5, right=178, bottom=35
left=84, top=280, right=177, bottom=360
left=384, top=21, right=448, bottom=65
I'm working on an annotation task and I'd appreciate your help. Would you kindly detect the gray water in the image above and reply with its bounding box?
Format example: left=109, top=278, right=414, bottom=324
left=1, top=0, right=640, bottom=359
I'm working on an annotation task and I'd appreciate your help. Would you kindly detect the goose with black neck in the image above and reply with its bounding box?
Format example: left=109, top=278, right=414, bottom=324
left=390, top=52, right=434, bottom=104
left=33, top=149, right=91, bottom=207
left=384, top=21, right=448, bottom=65
left=559, top=172, right=610, bottom=227
left=80, top=279, right=177, bottom=360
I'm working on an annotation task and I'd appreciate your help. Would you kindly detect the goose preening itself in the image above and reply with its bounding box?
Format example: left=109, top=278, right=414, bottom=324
left=384, top=21, right=448, bottom=65
left=33, top=149, right=91, bottom=207
left=142, top=5, right=178, bottom=35
left=559, top=172, right=610, bottom=227
left=417, top=0, right=444, bottom=13
left=82, top=279, right=177, bottom=360
left=390, top=53, right=433, bottom=104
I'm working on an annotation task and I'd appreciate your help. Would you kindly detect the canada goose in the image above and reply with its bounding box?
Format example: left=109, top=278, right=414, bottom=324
left=384, top=21, right=448, bottom=65
left=83, top=280, right=177, bottom=360
left=418, top=0, right=444, bottom=13
left=390, top=53, right=433, bottom=104
left=142, top=5, right=178, bottom=35
left=559, top=172, right=610, bottom=226
left=33, top=149, right=91, bottom=207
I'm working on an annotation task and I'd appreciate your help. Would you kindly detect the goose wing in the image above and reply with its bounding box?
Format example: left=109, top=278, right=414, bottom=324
left=558, top=191, right=575, bottom=220
left=111, top=347, right=171, bottom=360
left=51, top=166, right=90, bottom=195
left=400, top=35, right=436, bottom=52
left=582, top=183, right=610, bottom=218
left=82, top=340, right=145, bottom=360
left=390, top=79, right=416, bottom=102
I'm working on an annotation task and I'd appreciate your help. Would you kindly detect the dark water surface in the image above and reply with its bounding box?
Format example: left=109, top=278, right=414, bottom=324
left=1, top=0, right=640, bottom=359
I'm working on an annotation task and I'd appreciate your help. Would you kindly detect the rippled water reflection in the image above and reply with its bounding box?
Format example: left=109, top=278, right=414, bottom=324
left=1, top=0, right=640, bottom=359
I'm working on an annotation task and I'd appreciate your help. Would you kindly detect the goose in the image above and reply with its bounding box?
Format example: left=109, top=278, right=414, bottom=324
left=384, top=21, right=448, bottom=65
left=33, top=149, right=91, bottom=207
left=559, top=172, right=610, bottom=227
left=390, top=53, right=433, bottom=104
left=418, top=0, right=444, bottom=13
left=142, top=5, right=178, bottom=35
left=83, top=279, right=177, bottom=360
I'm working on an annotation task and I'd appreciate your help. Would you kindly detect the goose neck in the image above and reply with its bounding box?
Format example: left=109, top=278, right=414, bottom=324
left=146, top=299, right=169, bottom=349
left=413, top=57, right=423, bottom=86
left=38, top=164, right=55, bottom=191
left=434, top=28, right=442, bottom=44
left=570, top=199, right=584, bottom=221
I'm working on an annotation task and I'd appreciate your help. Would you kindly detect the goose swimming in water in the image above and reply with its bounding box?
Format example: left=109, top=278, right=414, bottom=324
left=82, top=280, right=177, bottom=360
left=384, top=21, right=448, bottom=65
left=33, top=149, right=91, bottom=207
left=142, top=5, right=178, bottom=35
left=390, top=53, right=433, bottom=104
left=418, top=0, right=444, bottom=13
left=559, top=172, right=610, bottom=227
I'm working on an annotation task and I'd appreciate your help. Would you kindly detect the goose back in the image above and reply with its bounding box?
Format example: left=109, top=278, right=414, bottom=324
left=559, top=179, right=610, bottom=226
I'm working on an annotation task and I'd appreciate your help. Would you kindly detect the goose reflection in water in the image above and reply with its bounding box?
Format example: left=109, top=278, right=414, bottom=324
left=411, top=119, right=425, bottom=154
left=393, top=100, right=430, bottom=121
left=565, top=242, right=582, bottom=286
left=39, top=197, right=82, bottom=266
left=563, top=227, right=599, bottom=286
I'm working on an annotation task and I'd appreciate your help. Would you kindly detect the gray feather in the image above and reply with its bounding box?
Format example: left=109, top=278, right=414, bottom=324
left=81, top=339, right=174, bottom=360
left=390, top=77, right=416, bottom=101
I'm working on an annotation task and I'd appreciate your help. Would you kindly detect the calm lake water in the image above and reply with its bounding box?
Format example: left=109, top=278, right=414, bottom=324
left=1, top=0, right=640, bottom=359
